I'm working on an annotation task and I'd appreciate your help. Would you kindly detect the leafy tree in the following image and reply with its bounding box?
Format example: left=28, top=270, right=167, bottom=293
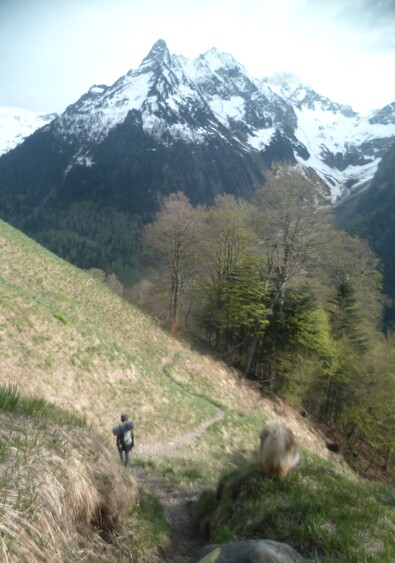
left=258, top=288, right=340, bottom=402
left=318, top=229, right=384, bottom=336
left=195, top=194, right=265, bottom=353
left=245, top=166, right=330, bottom=376
left=340, top=335, right=395, bottom=469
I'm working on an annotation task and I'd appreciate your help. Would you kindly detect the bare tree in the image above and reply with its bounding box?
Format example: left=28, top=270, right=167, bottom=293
left=255, top=166, right=328, bottom=303
left=143, top=192, right=202, bottom=331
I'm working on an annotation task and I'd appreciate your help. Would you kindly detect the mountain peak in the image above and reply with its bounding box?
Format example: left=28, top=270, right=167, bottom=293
left=149, top=38, right=169, bottom=54
left=265, top=72, right=303, bottom=86
left=3, top=40, right=394, bottom=211
left=140, top=39, right=172, bottom=67
left=264, top=72, right=312, bottom=100
left=264, top=72, right=356, bottom=116
left=199, top=47, right=240, bottom=71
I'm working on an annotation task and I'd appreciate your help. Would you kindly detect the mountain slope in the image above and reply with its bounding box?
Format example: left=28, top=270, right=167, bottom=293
left=336, top=140, right=395, bottom=323
left=265, top=73, right=395, bottom=199
left=0, top=106, right=56, bottom=156
left=0, top=40, right=394, bottom=283
left=0, top=218, right=332, bottom=462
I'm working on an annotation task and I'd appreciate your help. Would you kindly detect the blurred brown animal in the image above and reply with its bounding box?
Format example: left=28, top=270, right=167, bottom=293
left=259, top=422, right=300, bottom=477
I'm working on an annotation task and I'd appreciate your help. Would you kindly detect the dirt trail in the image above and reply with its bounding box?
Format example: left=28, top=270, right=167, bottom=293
left=126, top=348, right=338, bottom=561
left=134, top=406, right=224, bottom=459
left=131, top=463, right=205, bottom=562
left=131, top=408, right=224, bottom=562
left=130, top=351, right=225, bottom=561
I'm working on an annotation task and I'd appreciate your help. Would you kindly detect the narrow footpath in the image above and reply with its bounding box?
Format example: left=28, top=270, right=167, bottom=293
left=131, top=463, right=205, bottom=562
left=131, top=408, right=224, bottom=562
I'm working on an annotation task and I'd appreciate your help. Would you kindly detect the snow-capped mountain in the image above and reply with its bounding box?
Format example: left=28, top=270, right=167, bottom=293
left=0, top=107, right=56, bottom=156
left=264, top=73, right=395, bottom=200
left=37, top=40, right=393, bottom=203
left=52, top=41, right=302, bottom=170
left=4, top=40, right=392, bottom=201
left=0, top=39, right=394, bottom=279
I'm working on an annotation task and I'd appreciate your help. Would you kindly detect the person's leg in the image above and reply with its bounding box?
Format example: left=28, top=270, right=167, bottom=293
left=124, top=444, right=132, bottom=466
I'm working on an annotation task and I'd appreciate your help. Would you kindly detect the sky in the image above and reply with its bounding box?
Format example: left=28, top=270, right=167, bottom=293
left=0, top=0, right=394, bottom=114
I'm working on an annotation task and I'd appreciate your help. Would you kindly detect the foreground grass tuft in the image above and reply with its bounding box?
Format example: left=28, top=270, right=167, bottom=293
left=196, top=458, right=395, bottom=562
left=0, top=383, right=87, bottom=426
left=0, top=390, right=169, bottom=562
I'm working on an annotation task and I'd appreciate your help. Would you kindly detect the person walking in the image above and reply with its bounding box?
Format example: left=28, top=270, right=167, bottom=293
left=114, top=413, right=135, bottom=466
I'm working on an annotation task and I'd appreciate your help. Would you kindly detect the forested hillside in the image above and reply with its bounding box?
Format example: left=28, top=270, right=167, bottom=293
left=135, top=166, right=395, bottom=479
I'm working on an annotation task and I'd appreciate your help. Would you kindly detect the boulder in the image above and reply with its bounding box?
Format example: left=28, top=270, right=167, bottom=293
left=192, top=539, right=306, bottom=562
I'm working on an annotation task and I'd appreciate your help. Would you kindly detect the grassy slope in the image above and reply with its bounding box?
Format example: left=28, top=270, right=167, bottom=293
left=1, top=220, right=216, bottom=442
left=1, top=219, right=394, bottom=561
left=1, top=218, right=298, bottom=467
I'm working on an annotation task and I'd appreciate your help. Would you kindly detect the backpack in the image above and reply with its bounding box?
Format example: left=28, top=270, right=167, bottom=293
left=112, top=420, right=134, bottom=449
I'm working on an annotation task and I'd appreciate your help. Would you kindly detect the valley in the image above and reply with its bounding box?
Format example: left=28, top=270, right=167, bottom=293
left=1, top=37, right=395, bottom=562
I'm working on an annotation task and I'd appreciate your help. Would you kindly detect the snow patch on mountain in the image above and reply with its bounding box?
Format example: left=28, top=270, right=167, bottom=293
left=293, top=103, right=395, bottom=201
left=0, top=107, right=56, bottom=156
left=248, top=128, right=276, bottom=150
left=56, top=71, right=153, bottom=142
left=295, top=105, right=395, bottom=155
left=209, top=96, right=246, bottom=124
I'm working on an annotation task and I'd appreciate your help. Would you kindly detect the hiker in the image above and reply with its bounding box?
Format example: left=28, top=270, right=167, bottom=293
left=113, top=413, right=135, bottom=466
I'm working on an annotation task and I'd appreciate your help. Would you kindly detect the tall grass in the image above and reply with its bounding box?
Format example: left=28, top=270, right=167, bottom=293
left=0, top=384, right=86, bottom=427
left=0, top=394, right=166, bottom=562
left=0, top=384, right=19, bottom=412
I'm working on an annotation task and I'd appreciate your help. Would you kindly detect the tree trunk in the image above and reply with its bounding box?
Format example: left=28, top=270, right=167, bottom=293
left=245, top=333, right=259, bottom=376
left=169, top=273, right=181, bottom=331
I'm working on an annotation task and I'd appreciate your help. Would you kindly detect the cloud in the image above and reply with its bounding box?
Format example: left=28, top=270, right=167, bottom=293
left=0, top=0, right=393, bottom=112
left=338, top=0, right=395, bottom=29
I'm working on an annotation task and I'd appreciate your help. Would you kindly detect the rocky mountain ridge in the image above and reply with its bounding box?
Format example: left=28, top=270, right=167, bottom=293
left=2, top=40, right=394, bottom=200
left=0, top=39, right=394, bottom=281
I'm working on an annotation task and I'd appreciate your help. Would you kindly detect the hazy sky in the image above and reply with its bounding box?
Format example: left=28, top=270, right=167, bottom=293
left=1, top=0, right=394, bottom=114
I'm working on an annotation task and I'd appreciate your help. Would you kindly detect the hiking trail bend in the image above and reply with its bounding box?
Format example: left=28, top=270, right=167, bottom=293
left=130, top=351, right=226, bottom=562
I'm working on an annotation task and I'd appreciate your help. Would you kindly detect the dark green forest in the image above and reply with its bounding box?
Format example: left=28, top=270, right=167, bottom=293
left=33, top=202, right=142, bottom=283
left=135, top=167, right=395, bottom=480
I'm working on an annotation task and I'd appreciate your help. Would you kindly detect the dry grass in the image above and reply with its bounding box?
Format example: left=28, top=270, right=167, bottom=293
left=0, top=412, right=138, bottom=561
left=0, top=221, right=212, bottom=442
